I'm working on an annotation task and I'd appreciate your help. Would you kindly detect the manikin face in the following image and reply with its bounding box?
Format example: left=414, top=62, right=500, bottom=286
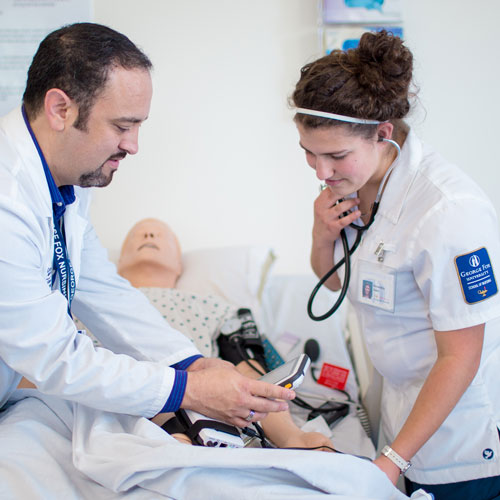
left=53, top=66, right=153, bottom=187
left=297, top=123, right=387, bottom=199
left=117, top=218, right=182, bottom=288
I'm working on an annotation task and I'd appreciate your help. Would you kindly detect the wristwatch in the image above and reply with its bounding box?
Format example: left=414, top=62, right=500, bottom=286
left=381, top=445, right=412, bottom=475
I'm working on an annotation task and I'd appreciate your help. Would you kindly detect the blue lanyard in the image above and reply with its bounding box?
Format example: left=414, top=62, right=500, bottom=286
left=52, top=220, right=76, bottom=316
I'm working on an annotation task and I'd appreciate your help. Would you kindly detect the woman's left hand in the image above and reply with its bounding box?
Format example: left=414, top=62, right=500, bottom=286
left=373, top=455, right=400, bottom=485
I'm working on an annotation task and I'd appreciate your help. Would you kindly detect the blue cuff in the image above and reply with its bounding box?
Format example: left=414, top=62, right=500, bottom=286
left=172, top=354, right=203, bottom=371
left=161, top=370, right=187, bottom=413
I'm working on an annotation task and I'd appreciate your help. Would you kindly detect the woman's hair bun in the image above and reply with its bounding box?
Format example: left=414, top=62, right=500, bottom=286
left=345, top=30, right=413, bottom=119
left=292, top=29, right=414, bottom=124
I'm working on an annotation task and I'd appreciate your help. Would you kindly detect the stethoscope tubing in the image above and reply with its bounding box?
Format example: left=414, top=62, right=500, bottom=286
left=307, top=138, right=400, bottom=322
left=307, top=204, right=377, bottom=321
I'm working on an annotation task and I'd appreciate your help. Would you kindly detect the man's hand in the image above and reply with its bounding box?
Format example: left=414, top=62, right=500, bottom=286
left=187, top=357, right=234, bottom=372
left=181, top=363, right=295, bottom=428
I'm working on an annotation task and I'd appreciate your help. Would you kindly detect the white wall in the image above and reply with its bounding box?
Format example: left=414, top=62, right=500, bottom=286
left=92, top=0, right=321, bottom=271
left=91, top=0, right=500, bottom=273
left=402, top=0, right=500, bottom=202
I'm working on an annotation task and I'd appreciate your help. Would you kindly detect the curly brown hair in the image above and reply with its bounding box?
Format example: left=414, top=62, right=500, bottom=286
left=291, top=30, right=413, bottom=137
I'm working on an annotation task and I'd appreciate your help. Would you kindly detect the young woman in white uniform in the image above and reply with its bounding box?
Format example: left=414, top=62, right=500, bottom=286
left=291, top=30, right=500, bottom=499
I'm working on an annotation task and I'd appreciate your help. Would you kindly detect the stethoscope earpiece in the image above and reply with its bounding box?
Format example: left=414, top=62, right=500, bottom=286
left=381, top=137, right=402, bottom=156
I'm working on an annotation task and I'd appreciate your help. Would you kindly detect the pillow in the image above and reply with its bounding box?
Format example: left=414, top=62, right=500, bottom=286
left=176, top=245, right=276, bottom=312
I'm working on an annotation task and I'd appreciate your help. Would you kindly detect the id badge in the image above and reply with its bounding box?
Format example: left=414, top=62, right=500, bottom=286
left=358, top=264, right=396, bottom=312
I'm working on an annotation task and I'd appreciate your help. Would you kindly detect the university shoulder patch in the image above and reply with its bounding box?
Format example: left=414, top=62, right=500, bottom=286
left=454, top=247, right=498, bottom=304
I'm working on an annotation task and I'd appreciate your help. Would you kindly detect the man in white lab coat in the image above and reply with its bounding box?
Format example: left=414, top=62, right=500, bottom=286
left=0, top=22, right=293, bottom=440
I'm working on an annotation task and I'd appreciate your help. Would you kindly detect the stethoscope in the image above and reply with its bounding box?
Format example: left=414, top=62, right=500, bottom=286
left=307, top=138, right=401, bottom=321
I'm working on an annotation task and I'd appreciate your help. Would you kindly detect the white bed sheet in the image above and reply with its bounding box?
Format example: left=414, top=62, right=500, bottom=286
left=0, top=390, right=431, bottom=500
left=0, top=273, right=434, bottom=498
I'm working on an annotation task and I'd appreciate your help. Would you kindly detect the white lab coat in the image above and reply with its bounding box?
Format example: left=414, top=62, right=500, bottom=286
left=0, top=107, right=201, bottom=417
left=344, top=129, right=500, bottom=484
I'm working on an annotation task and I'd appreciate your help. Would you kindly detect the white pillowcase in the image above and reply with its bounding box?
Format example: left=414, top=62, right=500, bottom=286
left=176, top=245, right=276, bottom=312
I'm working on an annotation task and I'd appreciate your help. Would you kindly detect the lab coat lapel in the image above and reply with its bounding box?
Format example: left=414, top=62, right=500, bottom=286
left=377, top=129, right=422, bottom=226
left=3, top=107, right=53, bottom=219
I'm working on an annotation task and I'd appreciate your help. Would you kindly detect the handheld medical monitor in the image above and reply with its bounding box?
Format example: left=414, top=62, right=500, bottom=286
left=259, top=353, right=310, bottom=390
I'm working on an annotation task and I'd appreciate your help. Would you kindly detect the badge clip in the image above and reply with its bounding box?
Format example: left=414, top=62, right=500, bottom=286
left=374, top=242, right=385, bottom=262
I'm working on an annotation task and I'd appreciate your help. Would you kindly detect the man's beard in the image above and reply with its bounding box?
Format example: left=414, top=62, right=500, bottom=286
left=78, top=153, right=126, bottom=188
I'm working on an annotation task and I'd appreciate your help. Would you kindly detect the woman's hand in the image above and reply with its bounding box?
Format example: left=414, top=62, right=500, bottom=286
left=312, top=189, right=360, bottom=250
left=373, top=455, right=400, bottom=486
left=310, top=189, right=360, bottom=290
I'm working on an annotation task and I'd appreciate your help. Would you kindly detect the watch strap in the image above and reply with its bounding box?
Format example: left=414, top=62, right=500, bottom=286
left=381, top=445, right=412, bottom=475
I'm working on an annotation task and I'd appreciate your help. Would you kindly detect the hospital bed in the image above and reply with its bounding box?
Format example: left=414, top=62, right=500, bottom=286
left=0, top=244, right=430, bottom=499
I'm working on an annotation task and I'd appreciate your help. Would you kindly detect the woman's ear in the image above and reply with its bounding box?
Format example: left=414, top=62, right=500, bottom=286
left=43, top=89, right=76, bottom=132
left=377, top=122, right=394, bottom=142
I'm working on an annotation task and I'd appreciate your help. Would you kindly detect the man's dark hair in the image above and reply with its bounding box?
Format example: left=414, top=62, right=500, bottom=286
left=23, top=23, right=153, bottom=130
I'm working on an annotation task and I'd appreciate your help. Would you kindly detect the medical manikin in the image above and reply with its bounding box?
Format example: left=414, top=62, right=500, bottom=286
left=117, top=218, right=335, bottom=450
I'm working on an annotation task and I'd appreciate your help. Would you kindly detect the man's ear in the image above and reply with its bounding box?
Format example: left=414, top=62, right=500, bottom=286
left=44, top=89, right=76, bottom=132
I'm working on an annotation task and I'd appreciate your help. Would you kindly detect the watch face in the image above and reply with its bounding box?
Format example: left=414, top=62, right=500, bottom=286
left=220, top=318, right=242, bottom=335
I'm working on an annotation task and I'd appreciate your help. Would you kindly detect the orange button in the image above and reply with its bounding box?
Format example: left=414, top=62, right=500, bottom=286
left=285, top=383, right=292, bottom=389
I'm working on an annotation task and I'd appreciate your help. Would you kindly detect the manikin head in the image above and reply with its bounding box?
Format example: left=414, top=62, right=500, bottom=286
left=117, top=218, right=182, bottom=288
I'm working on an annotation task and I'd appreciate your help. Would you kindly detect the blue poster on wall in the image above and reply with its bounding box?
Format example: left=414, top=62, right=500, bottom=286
left=323, top=0, right=402, bottom=24
left=324, top=25, right=403, bottom=54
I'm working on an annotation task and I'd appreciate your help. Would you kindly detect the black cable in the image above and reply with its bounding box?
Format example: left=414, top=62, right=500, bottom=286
left=290, top=395, right=319, bottom=411
left=308, top=387, right=371, bottom=438
left=253, top=422, right=273, bottom=448
left=283, top=445, right=336, bottom=452
left=241, top=423, right=274, bottom=448
left=332, top=389, right=371, bottom=438
left=240, top=431, right=373, bottom=460
left=235, top=343, right=266, bottom=377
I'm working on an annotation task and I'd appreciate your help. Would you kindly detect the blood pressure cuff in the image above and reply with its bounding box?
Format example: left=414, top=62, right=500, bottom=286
left=307, top=401, right=349, bottom=427
left=216, top=308, right=269, bottom=371
left=161, top=409, right=240, bottom=446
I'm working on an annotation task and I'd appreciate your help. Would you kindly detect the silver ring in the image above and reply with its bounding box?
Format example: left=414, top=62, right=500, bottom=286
left=245, top=409, right=255, bottom=422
